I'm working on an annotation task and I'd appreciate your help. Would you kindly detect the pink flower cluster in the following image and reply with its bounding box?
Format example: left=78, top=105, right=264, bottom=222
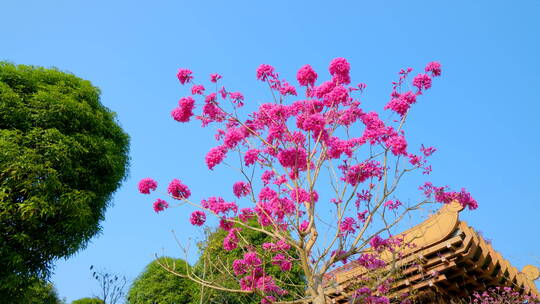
left=205, top=146, right=227, bottom=170
left=152, top=198, right=168, bottom=213
left=296, top=64, right=317, bottom=87
left=233, top=181, right=251, bottom=198
left=138, top=178, right=157, bottom=194
left=189, top=210, right=206, bottom=226
left=385, top=91, right=416, bottom=117
left=357, top=253, right=386, bottom=270
left=341, top=160, right=383, bottom=186
left=384, top=200, right=402, bottom=210
left=288, top=188, right=318, bottom=204
left=171, top=96, right=196, bottom=122
left=271, top=254, right=292, bottom=271
left=339, top=217, right=358, bottom=235
left=328, top=57, right=351, bottom=85
left=201, top=196, right=238, bottom=215
left=232, top=252, right=287, bottom=297
left=176, top=68, right=193, bottom=84
left=262, top=239, right=291, bottom=252
left=223, top=228, right=240, bottom=251
left=420, top=182, right=478, bottom=210
left=167, top=179, right=191, bottom=200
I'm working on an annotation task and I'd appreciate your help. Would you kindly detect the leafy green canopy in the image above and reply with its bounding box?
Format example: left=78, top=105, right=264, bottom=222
left=127, top=257, right=196, bottom=304
left=12, top=278, right=65, bottom=304
left=0, top=62, right=130, bottom=295
left=71, top=297, right=104, bottom=304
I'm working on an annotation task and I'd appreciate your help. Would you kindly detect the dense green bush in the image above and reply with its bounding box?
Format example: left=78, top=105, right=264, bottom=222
left=127, top=257, right=195, bottom=304
left=0, top=62, right=130, bottom=297
left=10, top=278, right=65, bottom=304
left=71, top=297, right=104, bottom=304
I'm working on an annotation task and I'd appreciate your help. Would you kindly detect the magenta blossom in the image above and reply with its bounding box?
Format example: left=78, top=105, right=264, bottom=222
left=256, top=64, right=276, bottom=81
left=210, top=73, right=222, bottom=83
left=176, top=68, right=193, bottom=85
left=190, top=210, right=206, bottom=226
left=167, top=179, right=191, bottom=199
left=296, top=64, right=318, bottom=87
left=191, top=84, right=205, bottom=95
left=153, top=199, right=169, bottom=213
left=425, top=61, right=442, bottom=77
left=233, top=181, right=251, bottom=198
left=138, top=178, right=157, bottom=194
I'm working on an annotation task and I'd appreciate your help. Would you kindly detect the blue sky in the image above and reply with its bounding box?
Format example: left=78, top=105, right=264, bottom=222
left=2, top=0, right=540, bottom=302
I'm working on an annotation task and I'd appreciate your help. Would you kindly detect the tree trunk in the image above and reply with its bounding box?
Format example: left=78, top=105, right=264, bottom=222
left=310, top=277, right=328, bottom=304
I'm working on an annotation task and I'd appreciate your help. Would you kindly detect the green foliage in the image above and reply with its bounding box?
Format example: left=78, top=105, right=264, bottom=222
left=194, top=219, right=306, bottom=304
left=71, top=298, right=104, bottom=304
left=127, top=257, right=196, bottom=304
left=10, top=277, right=65, bottom=304
left=0, top=62, right=130, bottom=296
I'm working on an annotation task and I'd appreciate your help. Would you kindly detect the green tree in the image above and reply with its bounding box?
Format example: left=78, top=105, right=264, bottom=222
left=71, top=297, right=104, bottom=304
left=127, top=257, right=195, bottom=304
left=11, top=277, right=65, bottom=304
left=192, top=219, right=306, bottom=304
left=0, top=62, right=130, bottom=297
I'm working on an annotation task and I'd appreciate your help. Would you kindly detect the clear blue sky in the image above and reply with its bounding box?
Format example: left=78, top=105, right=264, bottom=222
left=2, top=0, right=539, bottom=302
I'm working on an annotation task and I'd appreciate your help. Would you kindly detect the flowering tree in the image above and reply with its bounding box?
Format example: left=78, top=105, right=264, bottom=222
left=138, top=58, right=478, bottom=304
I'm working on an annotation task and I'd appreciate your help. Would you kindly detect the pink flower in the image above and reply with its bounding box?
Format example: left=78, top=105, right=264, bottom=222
left=210, top=73, right=222, bottom=82
left=256, top=64, right=276, bottom=81
left=171, top=96, right=196, bottom=122
left=219, top=86, right=227, bottom=99
left=277, top=147, right=307, bottom=170
left=239, top=208, right=254, bottom=222
left=425, top=61, right=442, bottom=77
left=176, top=68, right=193, bottom=85
left=191, top=84, right=205, bottom=95
left=223, top=229, right=239, bottom=251
left=244, top=149, right=260, bottom=166
left=420, top=144, right=436, bottom=157
left=190, top=210, right=206, bottom=226
left=243, top=251, right=262, bottom=266
left=298, top=113, right=326, bottom=135
left=201, top=196, right=238, bottom=215
left=233, top=181, right=251, bottom=198
left=339, top=217, right=357, bottom=235
left=341, top=160, right=383, bottom=186
left=272, top=254, right=292, bottom=271
left=261, top=170, right=275, bottom=185
left=223, top=127, right=244, bottom=149
left=299, top=220, right=309, bottom=232
left=232, top=259, right=248, bottom=275
left=229, top=91, right=245, bottom=107
left=153, top=199, right=169, bottom=213
left=205, top=146, right=227, bottom=170
left=385, top=134, right=408, bottom=156
left=297, top=64, right=318, bottom=87
left=357, top=253, right=386, bottom=269
left=278, top=81, right=297, bottom=96
left=384, top=91, right=416, bottom=117
left=384, top=200, right=402, bottom=210
left=329, top=57, right=351, bottom=84
left=412, top=73, right=432, bottom=92
left=167, top=179, right=191, bottom=199
left=370, top=235, right=389, bottom=252
left=357, top=210, right=368, bottom=223
left=138, top=178, right=157, bottom=194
